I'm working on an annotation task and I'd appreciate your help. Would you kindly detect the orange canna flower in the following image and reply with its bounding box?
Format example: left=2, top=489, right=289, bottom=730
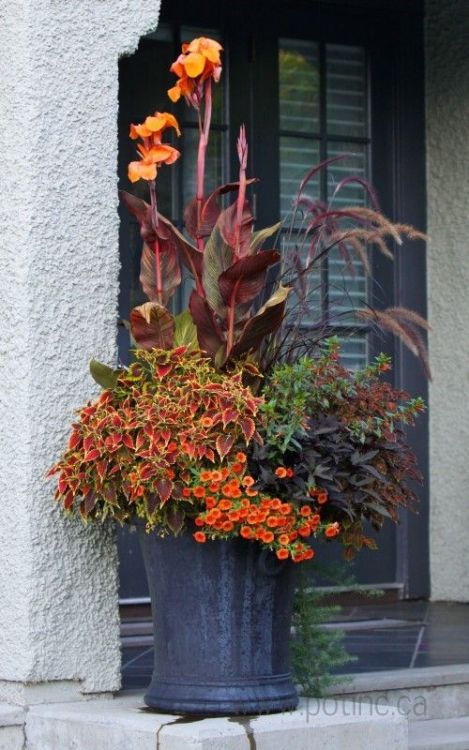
left=128, top=142, right=180, bottom=184
left=168, top=37, right=223, bottom=104
left=275, top=467, right=288, bottom=478
left=130, top=112, right=181, bottom=141
left=128, top=112, right=181, bottom=183
left=193, top=531, right=207, bottom=543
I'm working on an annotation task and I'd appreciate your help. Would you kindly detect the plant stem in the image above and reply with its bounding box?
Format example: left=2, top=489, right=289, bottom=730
left=149, top=179, right=163, bottom=306
left=196, top=79, right=213, bottom=252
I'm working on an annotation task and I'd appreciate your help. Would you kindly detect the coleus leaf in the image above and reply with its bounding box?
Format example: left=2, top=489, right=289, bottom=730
left=89, top=360, right=119, bottom=389
left=231, top=284, right=291, bottom=358
left=216, top=434, right=235, bottom=460
left=155, top=478, right=174, bottom=504
left=140, top=241, right=181, bottom=305
left=130, top=302, right=175, bottom=350
left=202, top=226, right=233, bottom=314
left=188, top=290, right=224, bottom=358
left=240, top=417, right=256, bottom=442
left=165, top=506, right=185, bottom=535
left=218, top=251, right=280, bottom=307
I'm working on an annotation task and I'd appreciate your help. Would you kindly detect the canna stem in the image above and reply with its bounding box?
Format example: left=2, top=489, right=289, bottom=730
left=195, top=78, right=213, bottom=252
left=149, top=179, right=163, bottom=306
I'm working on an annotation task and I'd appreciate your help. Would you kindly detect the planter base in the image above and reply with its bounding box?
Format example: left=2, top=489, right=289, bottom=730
left=144, top=673, right=298, bottom=715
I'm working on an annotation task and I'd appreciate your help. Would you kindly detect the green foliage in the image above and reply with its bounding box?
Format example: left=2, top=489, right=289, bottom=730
left=291, top=565, right=355, bottom=697
left=249, top=339, right=425, bottom=558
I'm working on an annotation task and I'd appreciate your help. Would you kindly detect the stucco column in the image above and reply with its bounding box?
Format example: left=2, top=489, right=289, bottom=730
left=426, top=0, right=469, bottom=601
left=0, top=1, right=161, bottom=702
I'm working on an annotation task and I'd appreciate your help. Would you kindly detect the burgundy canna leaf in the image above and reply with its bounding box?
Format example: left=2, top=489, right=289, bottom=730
left=218, top=199, right=254, bottom=257
left=140, top=241, right=181, bottom=305
left=188, top=290, right=225, bottom=358
left=218, top=251, right=280, bottom=307
left=231, top=285, right=290, bottom=358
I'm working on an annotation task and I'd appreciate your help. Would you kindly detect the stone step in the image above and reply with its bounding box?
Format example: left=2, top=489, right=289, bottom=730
left=0, top=704, right=25, bottom=750
left=331, top=664, right=469, bottom=722
left=25, top=694, right=408, bottom=750
left=409, top=716, right=469, bottom=749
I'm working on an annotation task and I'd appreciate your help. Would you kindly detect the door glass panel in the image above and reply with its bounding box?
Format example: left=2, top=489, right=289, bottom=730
left=279, top=38, right=370, bottom=368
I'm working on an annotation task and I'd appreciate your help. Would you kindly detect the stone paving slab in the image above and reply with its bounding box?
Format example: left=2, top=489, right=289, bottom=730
left=409, top=715, right=469, bottom=749
left=25, top=694, right=408, bottom=750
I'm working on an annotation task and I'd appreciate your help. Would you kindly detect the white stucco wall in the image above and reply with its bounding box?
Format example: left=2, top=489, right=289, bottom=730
left=426, top=0, right=469, bottom=601
left=0, top=0, right=161, bottom=700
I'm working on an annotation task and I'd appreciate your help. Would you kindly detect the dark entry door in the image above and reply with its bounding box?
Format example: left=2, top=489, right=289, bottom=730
left=117, top=0, right=428, bottom=607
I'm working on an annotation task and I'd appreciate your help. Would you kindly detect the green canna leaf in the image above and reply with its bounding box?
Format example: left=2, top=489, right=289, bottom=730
left=89, top=359, right=119, bottom=389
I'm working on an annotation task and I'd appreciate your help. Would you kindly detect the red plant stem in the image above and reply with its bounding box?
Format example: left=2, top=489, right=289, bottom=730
left=226, top=285, right=238, bottom=356
left=235, top=127, right=247, bottom=254
left=149, top=179, right=163, bottom=306
left=196, top=78, right=213, bottom=252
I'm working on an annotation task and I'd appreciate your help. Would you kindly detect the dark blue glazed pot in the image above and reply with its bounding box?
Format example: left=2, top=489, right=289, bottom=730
left=138, top=524, right=298, bottom=715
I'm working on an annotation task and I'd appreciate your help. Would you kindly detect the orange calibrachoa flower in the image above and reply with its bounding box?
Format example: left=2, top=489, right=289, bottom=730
left=168, top=37, right=223, bottom=105
left=325, top=522, right=341, bottom=538
left=188, top=462, right=335, bottom=562
left=128, top=111, right=181, bottom=183
left=275, top=466, right=288, bottom=478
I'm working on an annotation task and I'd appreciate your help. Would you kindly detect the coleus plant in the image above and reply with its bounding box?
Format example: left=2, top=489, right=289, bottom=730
left=48, top=347, right=263, bottom=533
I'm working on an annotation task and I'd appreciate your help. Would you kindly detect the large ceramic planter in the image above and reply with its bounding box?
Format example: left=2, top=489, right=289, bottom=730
left=138, top=523, right=299, bottom=715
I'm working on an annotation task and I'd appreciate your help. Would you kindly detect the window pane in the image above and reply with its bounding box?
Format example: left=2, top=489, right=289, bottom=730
left=279, top=39, right=320, bottom=133
left=280, top=136, right=320, bottom=221
left=326, top=44, right=367, bottom=138
left=337, top=333, right=369, bottom=370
